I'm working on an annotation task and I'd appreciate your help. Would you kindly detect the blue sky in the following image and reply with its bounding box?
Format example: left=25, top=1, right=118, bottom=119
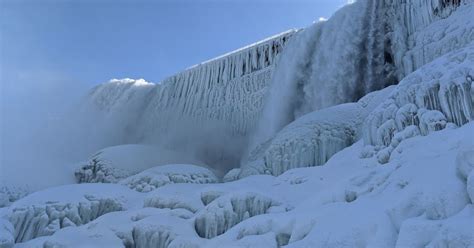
left=1, top=0, right=345, bottom=87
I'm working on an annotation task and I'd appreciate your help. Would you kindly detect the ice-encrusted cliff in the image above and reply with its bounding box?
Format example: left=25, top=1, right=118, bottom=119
left=243, top=0, right=474, bottom=177
left=78, top=30, right=296, bottom=171
left=250, top=0, right=473, bottom=150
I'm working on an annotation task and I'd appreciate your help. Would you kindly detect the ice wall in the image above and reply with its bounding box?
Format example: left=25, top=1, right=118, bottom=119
left=85, top=30, right=296, bottom=138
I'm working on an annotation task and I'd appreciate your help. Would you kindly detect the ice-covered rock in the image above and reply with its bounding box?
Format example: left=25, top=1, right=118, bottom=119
left=120, top=164, right=218, bottom=193
left=6, top=184, right=140, bottom=243
left=363, top=43, right=474, bottom=163
left=194, top=192, right=281, bottom=239
left=242, top=86, right=394, bottom=176
left=74, top=144, right=204, bottom=183
left=222, top=169, right=241, bottom=183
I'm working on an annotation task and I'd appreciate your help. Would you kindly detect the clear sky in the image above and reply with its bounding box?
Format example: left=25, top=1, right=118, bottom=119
left=1, top=0, right=345, bottom=87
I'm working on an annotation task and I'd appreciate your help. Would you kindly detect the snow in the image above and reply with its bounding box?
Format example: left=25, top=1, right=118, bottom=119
left=120, top=164, right=218, bottom=193
left=74, top=144, right=205, bottom=183
left=5, top=121, right=474, bottom=247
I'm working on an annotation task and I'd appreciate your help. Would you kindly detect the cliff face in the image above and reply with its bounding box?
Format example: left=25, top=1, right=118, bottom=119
left=81, top=30, right=296, bottom=170
left=86, top=30, right=296, bottom=137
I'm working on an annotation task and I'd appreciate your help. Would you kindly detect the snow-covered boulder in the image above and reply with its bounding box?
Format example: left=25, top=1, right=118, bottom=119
left=119, top=164, right=218, bottom=193
left=74, top=144, right=204, bottom=183
left=5, top=184, right=140, bottom=243
left=194, top=192, right=282, bottom=239
left=242, top=86, right=394, bottom=176
left=363, top=43, right=474, bottom=163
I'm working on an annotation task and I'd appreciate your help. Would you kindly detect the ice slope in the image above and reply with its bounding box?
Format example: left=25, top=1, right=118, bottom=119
left=8, top=119, right=474, bottom=248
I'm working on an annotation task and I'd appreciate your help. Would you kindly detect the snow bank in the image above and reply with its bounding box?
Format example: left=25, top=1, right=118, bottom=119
left=120, top=164, right=218, bottom=193
left=74, top=144, right=204, bottom=183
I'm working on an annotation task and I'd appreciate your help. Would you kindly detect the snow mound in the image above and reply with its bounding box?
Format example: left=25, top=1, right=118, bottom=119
left=242, top=86, right=393, bottom=176
left=363, top=43, right=474, bottom=163
left=74, top=144, right=204, bottom=183
left=5, top=184, right=140, bottom=243
left=120, top=164, right=218, bottom=193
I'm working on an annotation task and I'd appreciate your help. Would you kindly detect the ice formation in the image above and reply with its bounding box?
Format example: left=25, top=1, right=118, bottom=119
left=3, top=184, right=140, bottom=243
left=241, top=86, right=394, bottom=176
left=194, top=192, right=281, bottom=239
left=363, top=43, right=474, bottom=163
left=119, top=164, right=218, bottom=193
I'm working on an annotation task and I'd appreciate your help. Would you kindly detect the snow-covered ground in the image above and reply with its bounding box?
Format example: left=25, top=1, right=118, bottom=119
left=1, top=0, right=474, bottom=247
left=3, top=118, right=473, bottom=247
